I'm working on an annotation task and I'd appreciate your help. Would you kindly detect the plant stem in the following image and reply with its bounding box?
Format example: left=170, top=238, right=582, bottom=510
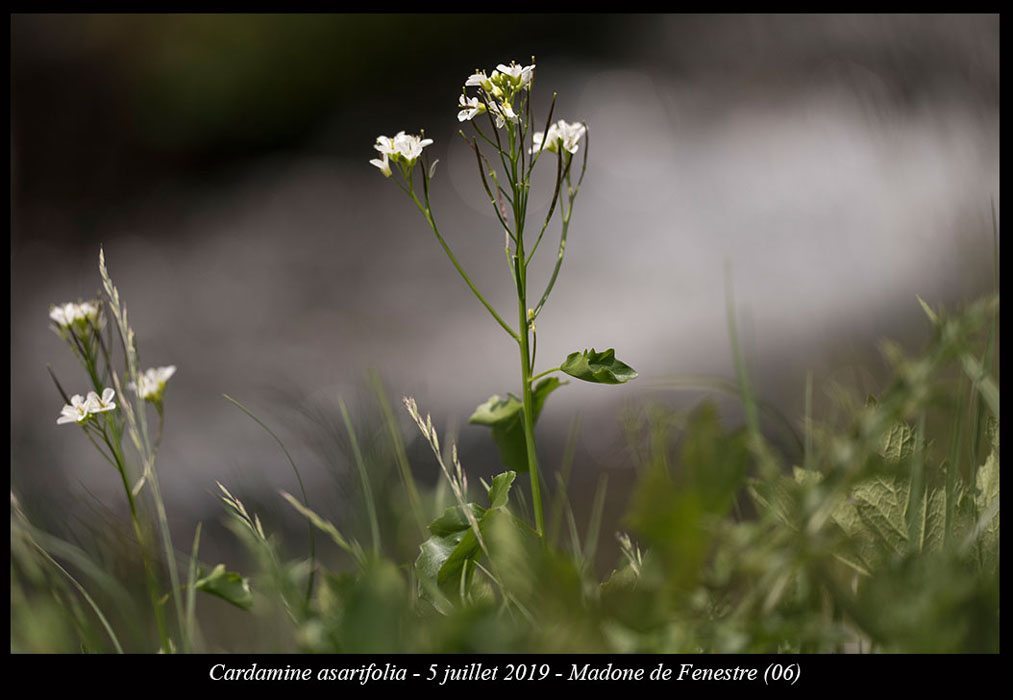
left=409, top=193, right=519, bottom=342
left=508, top=130, right=545, bottom=538
left=531, top=367, right=561, bottom=383
left=101, top=426, right=169, bottom=652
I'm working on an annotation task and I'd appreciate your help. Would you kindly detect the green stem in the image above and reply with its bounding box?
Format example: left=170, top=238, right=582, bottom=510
left=409, top=193, right=519, bottom=342
left=518, top=288, right=544, bottom=538
left=508, top=142, right=545, bottom=538
left=531, top=367, right=561, bottom=383
left=100, top=426, right=169, bottom=652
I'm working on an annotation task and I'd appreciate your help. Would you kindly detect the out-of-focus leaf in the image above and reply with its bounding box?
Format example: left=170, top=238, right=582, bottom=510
left=195, top=564, right=253, bottom=611
left=974, top=422, right=999, bottom=571
left=857, top=549, right=999, bottom=653
left=834, top=476, right=908, bottom=569
left=488, top=471, right=517, bottom=509
left=626, top=403, right=743, bottom=593
left=880, top=422, right=918, bottom=463
left=469, top=393, right=523, bottom=428
left=427, top=503, right=486, bottom=538
left=560, top=348, right=638, bottom=385
left=415, top=504, right=487, bottom=608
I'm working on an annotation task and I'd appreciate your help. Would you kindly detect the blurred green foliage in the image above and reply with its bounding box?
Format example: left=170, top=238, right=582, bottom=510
left=11, top=293, right=999, bottom=652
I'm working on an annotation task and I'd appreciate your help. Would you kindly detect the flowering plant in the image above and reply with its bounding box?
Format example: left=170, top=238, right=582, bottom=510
left=37, top=250, right=253, bottom=653
left=370, top=59, right=636, bottom=540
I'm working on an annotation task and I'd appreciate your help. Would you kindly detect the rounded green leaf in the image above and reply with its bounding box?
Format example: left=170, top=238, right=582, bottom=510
left=561, top=348, right=638, bottom=384
left=469, top=379, right=565, bottom=471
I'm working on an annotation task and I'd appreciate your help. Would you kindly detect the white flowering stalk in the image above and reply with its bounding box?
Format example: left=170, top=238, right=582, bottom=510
left=370, top=130, right=434, bottom=180
left=371, top=58, right=632, bottom=541
left=49, top=299, right=108, bottom=391
left=49, top=300, right=100, bottom=329
left=45, top=249, right=185, bottom=653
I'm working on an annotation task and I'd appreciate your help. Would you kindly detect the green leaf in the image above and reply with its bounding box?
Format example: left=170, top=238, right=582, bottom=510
left=437, top=527, right=481, bottom=594
left=488, top=471, right=517, bottom=509
left=879, top=422, right=918, bottom=463
left=626, top=404, right=744, bottom=593
left=469, top=378, right=564, bottom=472
left=469, top=393, right=523, bottom=428
left=841, top=476, right=909, bottom=564
left=560, top=348, right=638, bottom=385
left=195, top=564, right=253, bottom=611
left=974, top=422, right=999, bottom=571
left=415, top=504, right=488, bottom=608
left=427, top=503, right=486, bottom=538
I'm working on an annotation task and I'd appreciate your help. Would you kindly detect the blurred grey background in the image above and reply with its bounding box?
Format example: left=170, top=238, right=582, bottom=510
left=11, top=14, right=999, bottom=562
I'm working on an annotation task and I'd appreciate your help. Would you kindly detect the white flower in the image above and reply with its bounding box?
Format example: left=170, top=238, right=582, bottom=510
left=369, top=152, right=392, bottom=177
left=371, top=131, right=432, bottom=170
left=57, top=394, right=91, bottom=425
left=530, top=119, right=586, bottom=155
left=85, top=388, right=117, bottom=414
left=392, top=132, right=433, bottom=165
left=465, top=71, right=489, bottom=89
left=488, top=101, right=519, bottom=129
left=457, top=95, right=486, bottom=122
left=49, top=300, right=100, bottom=329
left=496, top=61, right=535, bottom=89
left=129, top=366, right=176, bottom=402
left=374, top=134, right=397, bottom=157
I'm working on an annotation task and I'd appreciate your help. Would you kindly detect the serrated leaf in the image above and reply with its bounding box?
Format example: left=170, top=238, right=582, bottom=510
left=195, top=564, right=253, bottom=611
left=974, top=423, right=999, bottom=571
left=922, top=485, right=947, bottom=553
left=879, top=422, right=917, bottom=463
left=560, top=348, right=638, bottom=385
left=488, top=471, right=516, bottom=509
left=750, top=473, right=801, bottom=528
left=469, top=377, right=564, bottom=472
left=833, top=476, right=909, bottom=569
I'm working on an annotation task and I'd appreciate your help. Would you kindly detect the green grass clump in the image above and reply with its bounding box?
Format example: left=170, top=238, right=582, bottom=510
left=209, top=294, right=999, bottom=654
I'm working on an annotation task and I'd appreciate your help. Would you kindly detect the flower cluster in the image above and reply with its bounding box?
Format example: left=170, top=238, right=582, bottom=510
left=57, top=388, right=117, bottom=425
left=458, top=60, right=535, bottom=127
left=370, top=131, right=434, bottom=177
left=49, top=300, right=101, bottom=330
left=531, top=120, right=587, bottom=156
left=128, top=365, right=177, bottom=402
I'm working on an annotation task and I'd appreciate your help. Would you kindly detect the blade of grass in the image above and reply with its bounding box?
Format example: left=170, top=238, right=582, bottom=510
left=184, top=523, right=201, bottom=653
left=548, top=414, right=581, bottom=548
left=223, top=394, right=316, bottom=604
left=339, top=396, right=381, bottom=558
left=281, top=491, right=366, bottom=567
left=582, top=473, right=608, bottom=567
left=368, top=371, right=427, bottom=539
left=725, top=265, right=778, bottom=479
